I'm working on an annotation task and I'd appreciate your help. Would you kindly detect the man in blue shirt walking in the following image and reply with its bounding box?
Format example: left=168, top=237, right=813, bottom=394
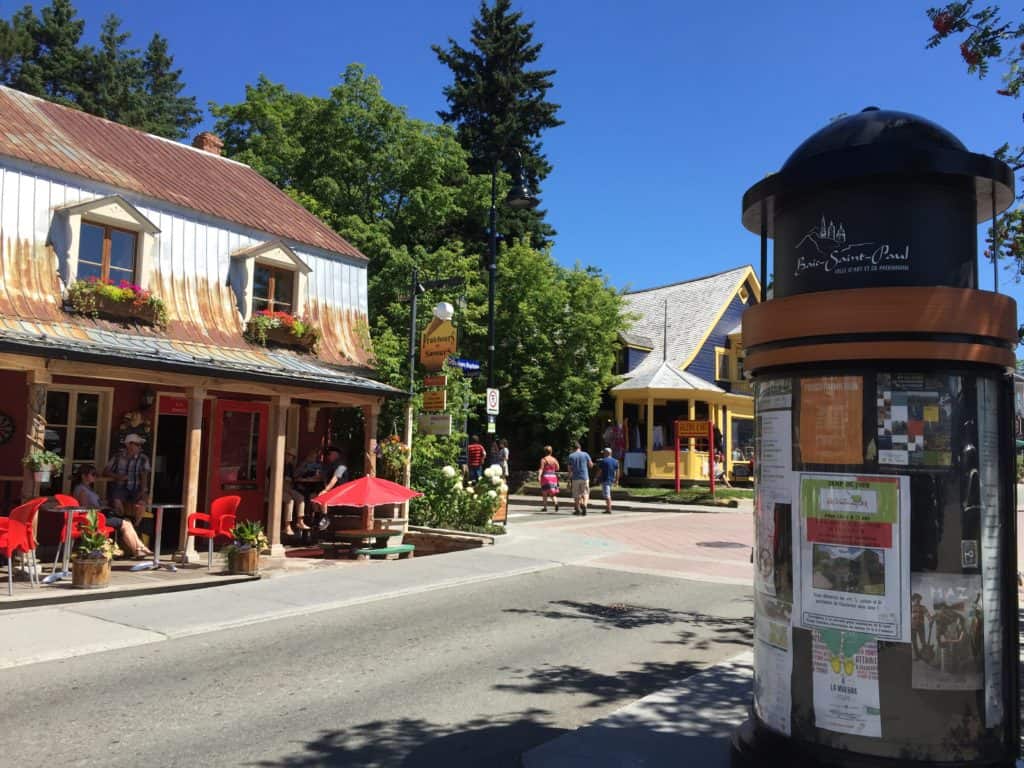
left=597, top=447, right=620, bottom=514
left=568, top=441, right=593, bottom=516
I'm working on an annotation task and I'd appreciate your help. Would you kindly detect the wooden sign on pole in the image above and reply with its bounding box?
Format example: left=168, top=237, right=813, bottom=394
left=675, top=420, right=710, bottom=439
left=423, top=375, right=447, bottom=388
left=422, top=390, right=446, bottom=412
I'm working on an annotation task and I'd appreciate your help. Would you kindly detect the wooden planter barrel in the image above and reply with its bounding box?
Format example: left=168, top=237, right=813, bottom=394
left=228, top=547, right=260, bottom=576
left=71, top=558, right=111, bottom=589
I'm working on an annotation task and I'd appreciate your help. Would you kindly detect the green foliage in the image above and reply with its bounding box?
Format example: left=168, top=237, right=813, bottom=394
left=76, top=510, right=118, bottom=560
left=410, top=464, right=506, bottom=530
left=926, top=2, right=1024, bottom=284
left=224, top=519, right=269, bottom=555
left=0, top=0, right=199, bottom=138
left=243, top=309, right=320, bottom=352
left=67, top=277, right=168, bottom=327
left=433, top=0, right=563, bottom=245
left=22, top=448, right=63, bottom=471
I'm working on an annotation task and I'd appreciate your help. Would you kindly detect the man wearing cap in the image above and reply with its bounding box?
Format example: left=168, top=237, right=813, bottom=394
left=103, top=433, right=151, bottom=524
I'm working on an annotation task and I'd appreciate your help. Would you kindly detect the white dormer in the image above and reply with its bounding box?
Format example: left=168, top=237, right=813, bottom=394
left=229, top=241, right=311, bottom=321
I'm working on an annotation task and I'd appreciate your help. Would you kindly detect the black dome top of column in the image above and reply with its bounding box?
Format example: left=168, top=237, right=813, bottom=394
left=742, top=107, right=1013, bottom=235
left=781, top=108, right=967, bottom=170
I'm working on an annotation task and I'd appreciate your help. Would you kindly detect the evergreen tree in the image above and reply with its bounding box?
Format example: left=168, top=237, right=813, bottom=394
left=433, top=0, right=563, bottom=246
left=0, top=1, right=200, bottom=139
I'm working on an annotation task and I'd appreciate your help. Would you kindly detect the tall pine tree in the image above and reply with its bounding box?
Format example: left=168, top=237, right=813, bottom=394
left=0, top=0, right=200, bottom=140
left=433, top=0, right=562, bottom=246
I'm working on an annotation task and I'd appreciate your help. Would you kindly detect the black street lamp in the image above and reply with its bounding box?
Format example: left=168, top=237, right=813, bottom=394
left=487, top=161, right=539, bottom=397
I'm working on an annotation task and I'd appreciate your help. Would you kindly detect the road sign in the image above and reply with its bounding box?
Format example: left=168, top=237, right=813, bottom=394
left=422, top=390, right=447, bottom=412
left=418, top=413, right=452, bottom=436
left=675, top=420, right=710, bottom=439
left=450, top=358, right=481, bottom=376
left=486, top=388, right=500, bottom=415
left=423, top=375, right=447, bottom=388
left=486, top=414, right=496, bottom=434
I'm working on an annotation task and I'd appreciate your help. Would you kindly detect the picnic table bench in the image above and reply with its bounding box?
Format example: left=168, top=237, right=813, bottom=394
left=354, top=543, right=415, bottom=561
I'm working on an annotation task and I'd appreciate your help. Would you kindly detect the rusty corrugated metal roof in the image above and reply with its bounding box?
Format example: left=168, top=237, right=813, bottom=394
left=0, top=87, right=366, bottom=261
left=0, top=314, right=400, bottom=396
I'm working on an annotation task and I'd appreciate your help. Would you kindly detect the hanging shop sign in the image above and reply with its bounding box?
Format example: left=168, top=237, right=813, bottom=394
left=423, top=375, right=447, bottom=388
left=675, top=420, right=710, bottom=439
left=420, top=318, right=457, bottom=371
left=417, top=413, right=453, bottom=436
left=422, top=390, right=447, bottom=412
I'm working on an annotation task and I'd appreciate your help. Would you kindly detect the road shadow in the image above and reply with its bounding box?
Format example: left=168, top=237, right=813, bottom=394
left=251, top=711, right=564, bottom=768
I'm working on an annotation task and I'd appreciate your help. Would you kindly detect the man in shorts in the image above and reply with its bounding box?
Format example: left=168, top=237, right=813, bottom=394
left=597, top=447, right=619, bottom=514
left=568, top=441, right=593, bottom=516
left=102, top=433, right=151, bottom=525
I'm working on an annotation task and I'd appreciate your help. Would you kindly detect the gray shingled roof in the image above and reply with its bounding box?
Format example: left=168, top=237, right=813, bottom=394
left=620, top=266, right=753, bottom=382
left=611, top=360, right=723, bottom=392
left=618, top=330, right=655, bottom=349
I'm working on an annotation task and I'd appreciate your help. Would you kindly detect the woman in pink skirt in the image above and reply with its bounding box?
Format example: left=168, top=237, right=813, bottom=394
left=538, top=445, right=560, bottom=513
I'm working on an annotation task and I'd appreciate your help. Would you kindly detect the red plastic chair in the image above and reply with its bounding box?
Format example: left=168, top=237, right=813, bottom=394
left=186, top=495, right=240, bottom=568
left=0, top=498, right=46, bottom=590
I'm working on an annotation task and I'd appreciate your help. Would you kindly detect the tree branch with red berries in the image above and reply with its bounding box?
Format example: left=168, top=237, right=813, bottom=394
left=927, top=2, right=1024, bottom=292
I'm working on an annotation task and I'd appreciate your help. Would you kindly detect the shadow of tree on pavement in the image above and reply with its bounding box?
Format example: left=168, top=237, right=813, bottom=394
left=251, top=711, right=563, bottom=768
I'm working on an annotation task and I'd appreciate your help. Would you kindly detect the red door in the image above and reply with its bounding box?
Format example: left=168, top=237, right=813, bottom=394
left=209, top=400, right=269, bottom=525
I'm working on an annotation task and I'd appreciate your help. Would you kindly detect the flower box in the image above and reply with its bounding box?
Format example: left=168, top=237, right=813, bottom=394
left=228, top=547, right=260, bottom=576
left=260, top=323, right=318, bottom=352
left=93, top=292, right=160, bottom=326
left=244, top=311, right=320, bottom=354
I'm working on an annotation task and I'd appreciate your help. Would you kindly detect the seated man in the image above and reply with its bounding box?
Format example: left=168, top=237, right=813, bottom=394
left=102, top=433, right=150, bottom=526
left=317, top=446, right=350, bottom=531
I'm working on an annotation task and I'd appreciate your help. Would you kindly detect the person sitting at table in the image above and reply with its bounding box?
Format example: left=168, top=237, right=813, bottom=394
left=282, top=450, right=310, bottom=537
left=72, top=464, right=152, bottom=558
left=317, top=446, right=350, bottom=531
left=102, top=433, right=150, bottom=526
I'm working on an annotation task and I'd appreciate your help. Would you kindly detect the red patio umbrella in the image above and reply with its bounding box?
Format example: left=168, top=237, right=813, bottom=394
left=313, top=475, right=422, bottom=509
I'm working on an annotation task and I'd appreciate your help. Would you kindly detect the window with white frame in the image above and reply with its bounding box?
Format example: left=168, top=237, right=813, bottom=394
left=78, top=222, right=139, bottom=284
left=58, top=195, right=159, bottom=288
left=42, top=386, right=112, bottom=493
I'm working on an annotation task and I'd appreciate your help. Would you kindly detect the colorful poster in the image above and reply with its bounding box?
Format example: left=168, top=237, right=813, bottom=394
left=812, top=629, right=881, bottom=738
left=910, top=573, right=984, bottom=690
left=754, top=593, right=793, bottom=736
left=754, top=404, right=793, bottom=599
left=797, top=473, right=910, bottom=641
left=876, top=374, right=954, bottom=468
left=799, top=377, right=863, bottom=465
left=977, top=378, right=1004, bottom=727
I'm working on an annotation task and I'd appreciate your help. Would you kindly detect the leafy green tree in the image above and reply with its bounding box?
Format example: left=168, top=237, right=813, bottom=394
left=433, top=0, right=563, bottom=246
left=0, top=0, right=199, bottom=139
left=213, top=65, right=625, bottom=467
left=926, top=2, right=1024, bottom=281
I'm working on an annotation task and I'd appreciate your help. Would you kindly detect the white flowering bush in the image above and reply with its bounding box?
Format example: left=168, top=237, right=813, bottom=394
left=410, top=463, right=506, bottom=531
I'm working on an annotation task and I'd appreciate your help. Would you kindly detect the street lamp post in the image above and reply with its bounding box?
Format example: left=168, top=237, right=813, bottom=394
left=486, top=159, right=539, bottom=408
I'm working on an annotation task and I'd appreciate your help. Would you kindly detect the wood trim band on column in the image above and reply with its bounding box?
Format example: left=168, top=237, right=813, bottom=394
left=743, top=286, right=1017, bottom=372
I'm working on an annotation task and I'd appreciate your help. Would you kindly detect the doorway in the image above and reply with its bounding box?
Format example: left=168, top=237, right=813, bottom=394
left=210, top=399, right=269, bottom=525
left=151, top=394, right=188, bottom=550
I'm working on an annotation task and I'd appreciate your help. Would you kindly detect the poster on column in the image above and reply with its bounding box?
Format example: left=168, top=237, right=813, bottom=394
left=977, top=378, right=1004, bottom=727
left=797, top=473, right=910, bottom=642
left=754, top=379, right=793, bottom=600
left=799, top=376, right=862, bottom=465
left=910, top=572, right=984, bottom=690
left=754, top=592, right=793, bottom=735
left=812, top=629, right=881, bottom=738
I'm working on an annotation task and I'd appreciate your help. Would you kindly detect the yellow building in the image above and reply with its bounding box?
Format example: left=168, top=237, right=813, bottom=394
left=611, top=266, right=759, bottom=484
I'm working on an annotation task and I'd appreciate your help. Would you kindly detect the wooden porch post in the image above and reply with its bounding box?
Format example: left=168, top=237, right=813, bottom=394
left=363, top=401, right=380, bottom=477
left=645, top=396, right=654, bottom=480
left=687, top=400, right=697, bottom=479
left=614, top=396, right=623, bottom=427
left=267, top=395, right=290, bottom=557
left=22, top=369, right=50, bottom=501
left=179, top=386, right=205, bottom=563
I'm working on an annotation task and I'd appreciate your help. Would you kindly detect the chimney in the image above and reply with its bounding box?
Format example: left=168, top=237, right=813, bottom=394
left=192, top=131, right=223, bottom=156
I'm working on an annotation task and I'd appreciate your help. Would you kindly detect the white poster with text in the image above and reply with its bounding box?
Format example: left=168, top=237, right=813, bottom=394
left=812, top=629, right=881, bottom=738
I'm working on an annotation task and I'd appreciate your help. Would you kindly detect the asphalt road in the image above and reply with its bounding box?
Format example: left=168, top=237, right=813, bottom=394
left=1, top=564, right=751, bottom=767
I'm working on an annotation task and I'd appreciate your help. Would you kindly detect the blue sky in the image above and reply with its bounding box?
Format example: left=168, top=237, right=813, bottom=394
left=68, top=0, right=1024, bottom=316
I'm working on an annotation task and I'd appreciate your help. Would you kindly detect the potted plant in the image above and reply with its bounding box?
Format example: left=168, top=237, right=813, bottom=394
left=22, top=449, right=64, bottom=483
left=67, top=277, right=168, bottom=328
left=223, top=519, right=269, bottom=576
left=244, top=310, right=320, bottom=353
left=71, top=511, right=119, bottom=589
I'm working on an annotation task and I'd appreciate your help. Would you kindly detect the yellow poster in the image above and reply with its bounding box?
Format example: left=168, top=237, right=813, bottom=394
left=799, top=376, right=862, bottom=465
left=419, top=318, right=457, bottom=371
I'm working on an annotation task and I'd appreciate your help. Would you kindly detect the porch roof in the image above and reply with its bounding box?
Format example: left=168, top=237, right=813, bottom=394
left=611, top=360, right=723, bottom=393
left=0, top=316, right=402, bottom=397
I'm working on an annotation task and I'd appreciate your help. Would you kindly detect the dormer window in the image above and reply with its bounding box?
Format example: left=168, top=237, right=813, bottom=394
left=229, top=241, right=311, bottom=321
left=253, top=263, right=295, bottom=314
left=78, top=222, right=138, bottom=284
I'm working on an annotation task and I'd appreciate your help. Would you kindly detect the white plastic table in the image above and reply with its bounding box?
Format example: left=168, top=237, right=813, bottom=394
left=130, top=504, right=184, bottom=572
